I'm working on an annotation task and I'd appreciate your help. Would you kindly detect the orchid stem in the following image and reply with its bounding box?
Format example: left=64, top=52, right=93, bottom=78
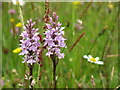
left=28, top=64, right=33, bottom=90
left=51, top=55, right=58, bottom=89
left=53, top=59, right=57, bottom=89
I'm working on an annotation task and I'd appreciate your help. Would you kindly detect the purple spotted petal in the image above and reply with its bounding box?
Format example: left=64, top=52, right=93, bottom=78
left=19, top=19, right=41, bottom=65
left=44, top=12, right=66, bottom=59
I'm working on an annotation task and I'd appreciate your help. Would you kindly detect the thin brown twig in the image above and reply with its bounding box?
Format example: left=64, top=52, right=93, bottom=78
left=43, top=0, right=50, bottom=29
left=31, top=3, right=35, bottom=12
left=110, top=67, right=114, bottom=81
left=106, top=54, right=120, bottom=57
left=80, top=0, right=93, bottom=18
left=69, top=32, right=86, bottom=52
left=91, top=75, right=96, bottom=87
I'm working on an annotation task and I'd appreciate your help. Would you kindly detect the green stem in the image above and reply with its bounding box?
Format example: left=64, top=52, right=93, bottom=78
left=28, top=64, right=33, bottom=90
left=37, top=64, right=40, bottom=87
left=72, top=4, right=75, bottom=37
left=51, top=55, right=58, bottom=89
left=53, top=59, right=57, bottom=89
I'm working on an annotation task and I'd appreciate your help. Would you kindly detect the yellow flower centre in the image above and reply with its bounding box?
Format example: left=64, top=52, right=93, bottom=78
left=90, top=57, right=96, bottom=62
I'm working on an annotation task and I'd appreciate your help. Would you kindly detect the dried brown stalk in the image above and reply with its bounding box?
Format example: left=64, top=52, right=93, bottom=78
left=91, top=75, right=96, bottom=87
left=80, top=0, right=93, bottom=18
left=69, top=32, right=86, bottom=52
left=106, top=54, right=120, bottom=57
left=43, top=0, right=50, bottom=29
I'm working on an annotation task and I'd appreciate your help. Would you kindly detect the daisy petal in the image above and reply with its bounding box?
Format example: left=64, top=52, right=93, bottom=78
left=83, top=55, right=89, bottom=59
left=94, top=61, right=104, bottom=65
left=88, top=55, right=92, bottom=59
left=95, top=57, right=99, bottom=61
left=88, top=59, right=93, bottom=63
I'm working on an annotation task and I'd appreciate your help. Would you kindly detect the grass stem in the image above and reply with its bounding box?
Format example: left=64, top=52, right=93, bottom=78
left=37, top=64, right=40, bottom=87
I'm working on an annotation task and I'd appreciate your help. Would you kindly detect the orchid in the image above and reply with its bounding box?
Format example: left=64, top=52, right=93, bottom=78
left=19, top=19, right=40, bottom=65
left=44, top=12, right=66, bottom=59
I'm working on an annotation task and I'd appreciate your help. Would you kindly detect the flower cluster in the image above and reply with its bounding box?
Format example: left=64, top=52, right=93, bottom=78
left=19, top=19, right=40, bottom=65
left=44, top=12, right=66, bottom=59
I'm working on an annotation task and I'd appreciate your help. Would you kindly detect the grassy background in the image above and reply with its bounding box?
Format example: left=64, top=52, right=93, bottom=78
left=2, top=2, right=118, bottom=88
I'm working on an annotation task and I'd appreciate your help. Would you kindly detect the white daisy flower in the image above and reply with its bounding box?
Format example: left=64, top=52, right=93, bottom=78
left=12, top=0, right=25, bottom=6
left=83, top=55, right=104, bottom=65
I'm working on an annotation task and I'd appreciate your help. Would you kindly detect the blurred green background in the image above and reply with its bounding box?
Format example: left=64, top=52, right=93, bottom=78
left=2, top=2, right=118, bottom=88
